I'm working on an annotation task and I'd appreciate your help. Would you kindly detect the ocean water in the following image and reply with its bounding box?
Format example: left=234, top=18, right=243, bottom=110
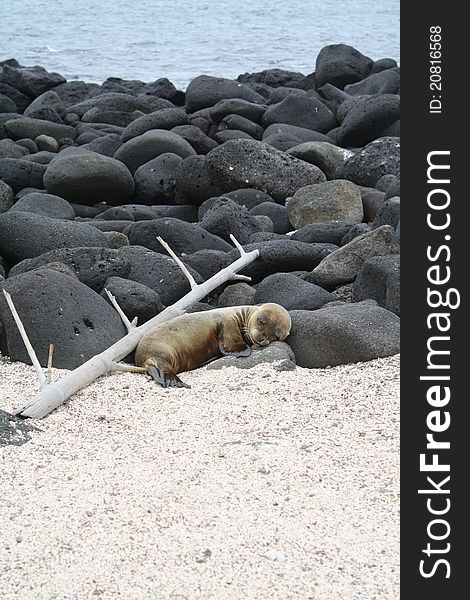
left=1, top=0, right=399, bottom=90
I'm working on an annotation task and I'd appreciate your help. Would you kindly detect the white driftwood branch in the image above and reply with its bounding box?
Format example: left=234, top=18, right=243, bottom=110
left=2, top=289, right=48, bottom=390
left=104, top=288, right=135, bottom=331
left=156, top=235, right=197, bottom=289
left=45, top=343, right=54, bottom=385
left=14, top=239, right=259, bottom=419
left=229, top=234, right=247, bottom=256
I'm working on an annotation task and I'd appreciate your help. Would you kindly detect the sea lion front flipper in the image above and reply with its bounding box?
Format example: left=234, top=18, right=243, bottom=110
left=147, top=365, right=191, bottom=389
left=217, top=321, right=252, bottom=357
left=220, top=346, right=252, bottom=358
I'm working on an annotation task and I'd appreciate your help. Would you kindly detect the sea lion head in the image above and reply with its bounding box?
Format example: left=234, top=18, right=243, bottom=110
left=246, top=303, right=292, bottom=347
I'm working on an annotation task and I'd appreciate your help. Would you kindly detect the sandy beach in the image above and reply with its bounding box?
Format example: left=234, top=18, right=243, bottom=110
left=0, top=355, right=399, bottom=599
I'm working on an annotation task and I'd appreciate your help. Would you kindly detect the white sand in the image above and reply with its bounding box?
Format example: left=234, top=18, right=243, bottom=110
left=0, top=355, right=399, bottom=599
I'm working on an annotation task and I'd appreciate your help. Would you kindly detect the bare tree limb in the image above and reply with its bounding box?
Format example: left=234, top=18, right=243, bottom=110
left=2, top=289, right=48, bottom=390
left=104, top=288, right=135, bottom=332
left=13, top=238, right=259, bottom=419
left=45, top=343, right=54, bottom=385
left=156, top=235, right=197, bottom=289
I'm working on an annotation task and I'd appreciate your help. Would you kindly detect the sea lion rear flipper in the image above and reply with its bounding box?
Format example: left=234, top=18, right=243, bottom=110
left=147, top=365, right=191, bottom=389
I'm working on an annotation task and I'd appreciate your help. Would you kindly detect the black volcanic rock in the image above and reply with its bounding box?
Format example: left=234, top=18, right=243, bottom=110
left=120, top=108, right=189, bottom=142
left=336, top=95, right=400, bottom=147
left=315, top=44, right=373, bottom=89
left=133, top=152, right=183, bottom=205
left=9, top=247, right=131, bottom=292
left=227, top=240, right=337, bottom=283
left=114, top=129, right=195, bottom=174
left=118, top=245, right=202, bottom=305
left=199, top=197, right=264, bottom=244
left=127, top=217, right=232, bottom=255
left=101, top=276, right=165, bottom=323
left=205, top=139, right=326, bottom=203
left=255, top=272, right=334, bottom=310
left=337, top=137, right=400, bottom=187
left=0, top=268, right=126, bottom=369
left=0, top=64, right=66, bottom=98
left=0, top=158, right=46, bottom=194
left=0, top=211, right=109, bottom=264
left=262, top=95, right=336, bottom=133
left=43, top=149, right=135, bottom=205
left=287, top=301, right=399, bottom=368
left=353, top=254, right=400, bottom=315
left=185, top=75, right=265, bottom=113
left=9, top=191, right=75, bottom=220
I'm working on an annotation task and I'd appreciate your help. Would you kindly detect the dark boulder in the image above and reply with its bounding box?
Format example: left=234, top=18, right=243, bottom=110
left=344, top=68, right=400, bottom=96
left=336, top=95, right=400, bottom=147
left=185, top=75, right=265, bottom=113
left=360, top=186, right=386, bottom=222
left=371, top=196, right=400, bottom=230
left=171, top=125, right=218, bottom=154
left=217, top=114, right=264, bottom=140
left=9, top=192, right=75, bottom=220
left=255, top=273, right=334, bottom=310
left=209, top=98, right=267, bottom=124
left=120, top=108, right=189, bottom=142
left=291, top=221, right=356, bottom=245
left=227, top=240, right=337, bottom=283
left=217, top=282, right=257, bottom=307
left=0, top=211, right=109, bottom=264
left=182, top=249, right=232, bottom=281
left=4, top=117, right=76, bottom=142
left=199, top=197, right=264, bottom=243
left=287, top=301, right=400, bottom=368
left=9, top=246, right=131, bottom=292
left=337, top=137, right=400, bottom=187
left=43, top=149, right=135, bottom=205
left=315, top=44, right=373, bottom=89
left=0, top=158, right=46, bottom=194
left=250, top=202, right=291, bottom=234
left=133, top=152, right=183, bottom=205
left=0, top=269, right=126, bottom=369
left=205, top=139, right=326, bottom=203
left=287, top=141, right=353, bottom=179
left=118, top=245, right=202, bottom=305
left=308, top=225, right=400, bottom=289
left=114, top=129, right=195, bottom=174
left=174, top=155, right=224, bottom=205
left=0, top=64, right=65, bottom=98
left=207, top=341, right=295, bottom=370
left=213, top=130, right=255, bottom=143
left=127, top=217, right=232, bottom=255
left=353, top=255, right=400, bottom=315
left=262, top=95, right=336, bottom=133
left=101, top=276, right=165, bottom=323
left=237, top=68, right=304, bottom=88
left=263, top=123, right=335, bottom=144
left=23, top=90, right=65, bottom=117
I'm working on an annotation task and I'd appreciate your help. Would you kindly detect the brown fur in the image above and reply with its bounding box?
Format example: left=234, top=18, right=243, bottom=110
left=135, top=303, right=291, bottom=387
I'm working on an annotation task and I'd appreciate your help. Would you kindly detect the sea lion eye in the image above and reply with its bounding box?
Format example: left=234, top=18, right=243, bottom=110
left=257, top=315, right=267, bottom=325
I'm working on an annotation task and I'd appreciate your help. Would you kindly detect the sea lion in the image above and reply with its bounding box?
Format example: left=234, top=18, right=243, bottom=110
left=134, top=303, right=291, bottom=388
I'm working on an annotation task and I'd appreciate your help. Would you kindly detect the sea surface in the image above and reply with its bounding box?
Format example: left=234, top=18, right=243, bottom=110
left=1, top=0, right=399, bottom=90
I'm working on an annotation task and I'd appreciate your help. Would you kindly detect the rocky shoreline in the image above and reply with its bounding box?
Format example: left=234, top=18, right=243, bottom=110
left=0, top=44, right=400, bottom=372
